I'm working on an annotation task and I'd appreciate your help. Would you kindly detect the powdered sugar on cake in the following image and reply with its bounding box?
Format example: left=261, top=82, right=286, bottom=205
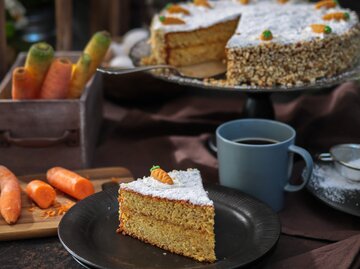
left=120, top=169, right=213, bottom=206
left=228, top=4, right=358, bottom=48
left=152, top=1, right=242, bottom=33
left=151, top=0, right=358, bottom=47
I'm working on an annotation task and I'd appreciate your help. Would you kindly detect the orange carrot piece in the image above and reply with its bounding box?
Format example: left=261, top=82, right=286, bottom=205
left=12, top=67, right=37, bottom=100
left=25, top=180, right=56, bottom=209
left=311, top=24, right=332, bottom=34
left=39, top=58, right=72, bottom=99
left=315, top=0, right=337, bottom=10
left=193, top=0, right=212, bottom=8
left=159, top=16, right=186, bottom=25
left=239, top=0, right=250, bottom=5
left=46, top=167, right=95, bottom=200
left=323, top=12, right=350, bottom=21
left=167, top=4, right=190, bottom=15
left=0, top=166, right=21, bottom=224
left=150, top=165, right=174, bottom=185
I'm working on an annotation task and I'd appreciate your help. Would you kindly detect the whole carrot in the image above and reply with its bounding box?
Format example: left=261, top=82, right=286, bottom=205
left=25, top=42, right=54, bottom=97
left=12, top=67, right=37, bottom=100
left=84, top=31, right=111, bottom=81
left=25, top=180, right=56, bottom=209
left=40, top=58, right=72, bottom=99
left=0, top=166, right=22, bottom=224
left=47, top=167, right=95, bottom=200
left=68, top=53, right=92, bottom=99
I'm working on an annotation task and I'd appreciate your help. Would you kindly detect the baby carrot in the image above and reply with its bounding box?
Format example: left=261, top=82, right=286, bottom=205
left=0, top=166, right=21, bottom=224
left=47, top=167, right=95, bottom=200
left=39, top=57, right=73, bottom=99
left=68, top=53, right=92, bottom=99
left=25, top=180, right=56, bottom=209
left=84, top=31, right=111, bottom=81
left=12, top=67, right=37, bottom=100
left=24, top=42, right=54, bottom=97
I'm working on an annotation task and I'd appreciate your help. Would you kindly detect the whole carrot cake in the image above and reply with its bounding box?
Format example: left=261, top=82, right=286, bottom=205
left=145, top=0, right=360, bottom=86
left=117, top=167, right=216, bottom=262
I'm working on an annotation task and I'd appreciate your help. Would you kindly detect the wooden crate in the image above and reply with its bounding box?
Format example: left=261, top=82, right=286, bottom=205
left=0, top=52, right=103, bottom=175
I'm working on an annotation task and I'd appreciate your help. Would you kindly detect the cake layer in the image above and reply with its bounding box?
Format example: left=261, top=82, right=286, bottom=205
left=119, top=210, right=216, bottom=262
left=227, top=26, right=360, bottom=86
left=165, top=19, right=239, bottom=49
left=167, top=42, right=227, bottom=66
left=119, top=188, right=214, bottom=233
left=149, top=19, right=239, bottom=66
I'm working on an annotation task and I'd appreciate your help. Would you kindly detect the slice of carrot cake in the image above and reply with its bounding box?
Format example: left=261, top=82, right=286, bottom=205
left=117, top=166, right=216, bottom=262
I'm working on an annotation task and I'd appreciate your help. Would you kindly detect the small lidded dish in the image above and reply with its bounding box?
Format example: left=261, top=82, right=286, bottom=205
left=319, top=144, right=360, bottom=182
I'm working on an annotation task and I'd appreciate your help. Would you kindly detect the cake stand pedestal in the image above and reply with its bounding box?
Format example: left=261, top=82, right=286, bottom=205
left=128, top=40, right=360, bottom=152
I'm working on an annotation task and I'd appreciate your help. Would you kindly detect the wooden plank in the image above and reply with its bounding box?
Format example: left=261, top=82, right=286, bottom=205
left=109, top=0, right=120, bottom=36
left=0, top=166, right=134, bottom=241
left=55, top=0, right=73, bottom=50
left=0, top=0, right=7, bottom=80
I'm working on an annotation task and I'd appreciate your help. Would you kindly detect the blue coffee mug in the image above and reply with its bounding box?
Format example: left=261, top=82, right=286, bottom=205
left=216, top=119, right=313, bottom=212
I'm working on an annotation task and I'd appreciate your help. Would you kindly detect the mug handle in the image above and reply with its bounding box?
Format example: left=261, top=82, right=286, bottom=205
left=284, top=145, right=313, bottom=192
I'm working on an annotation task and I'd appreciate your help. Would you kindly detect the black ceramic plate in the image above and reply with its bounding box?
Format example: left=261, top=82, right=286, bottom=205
left=307, top=163, right=360, bottom=217
left=58, top=185, right=280, bottom=269
left=129, top=39, right=360, bottom=93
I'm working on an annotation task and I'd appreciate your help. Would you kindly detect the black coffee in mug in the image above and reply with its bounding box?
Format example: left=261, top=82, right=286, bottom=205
left=234, top=137, right=279, bottom=145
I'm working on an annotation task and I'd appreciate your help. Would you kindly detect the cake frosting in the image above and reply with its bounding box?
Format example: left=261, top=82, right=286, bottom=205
left=153, top=0, right=358, bottom=45
left=120, top=169, right=213, bottom=206
left=228, top=4, right=358, bottom=48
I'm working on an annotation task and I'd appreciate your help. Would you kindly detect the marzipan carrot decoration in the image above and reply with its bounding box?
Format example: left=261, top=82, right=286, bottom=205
left=25, top=180, right=56, bottom=209
left=68, top=53, right=92, bottom=99
left=166, top=4, right=190, bottom=15
left=150, top=165, right=174, bottom=185
left=159, top=16, right=186, bottom=25
left=260, top=30, right=273, bottom=41
left=311, top=24, right=332, bottom=34
left=83, top=31, right=111, bottom=81
left=47, top=167, right=95, bottom=200
left=40, top=57, right=72, bottom=99
left=24, top=42, right=54, bottom=97
left=12, top=67, right=37, bottom=100
left=239, top=0, right=250, bottom=5
left=315, top=0, right=337, bottom=10
left=0, top=166, right=21, bottom=224
left=193, top=0, right=212, bottom=8
left=323, top=12, right=350, bottom=21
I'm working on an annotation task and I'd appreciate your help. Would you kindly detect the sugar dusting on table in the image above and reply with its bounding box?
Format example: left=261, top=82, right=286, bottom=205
left=347, top=158, right=360, bottom=169
left=309, top=164, right=360, bottom=205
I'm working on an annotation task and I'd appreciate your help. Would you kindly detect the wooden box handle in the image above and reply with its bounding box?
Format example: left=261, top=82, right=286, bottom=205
left=0, top=129, right=79, bottom=148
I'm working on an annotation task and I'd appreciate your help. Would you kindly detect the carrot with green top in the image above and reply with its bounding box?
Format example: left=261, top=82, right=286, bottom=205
left=12, top=67, right=37, bottom=100
left=24, top=42, right=54, bottom=97
left=68, top=53, right=92, bottom=99
left=0, top=166, right=21, bottom=224
left=40, top=57, right=73, bottom=99
left=84, top=31, right=111, bottom=81
left=150, top=165, right=174, bottom=185
left=25, top=180, right=56, bottom=209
